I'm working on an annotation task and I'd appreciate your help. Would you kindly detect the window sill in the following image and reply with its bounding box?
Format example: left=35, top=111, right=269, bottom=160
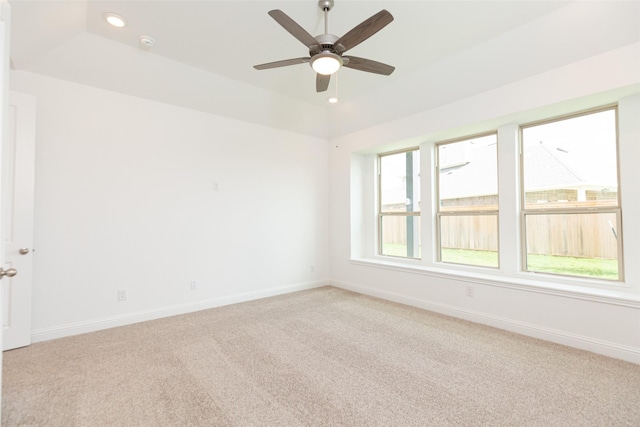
left=349, top=257, right=640, bottom=308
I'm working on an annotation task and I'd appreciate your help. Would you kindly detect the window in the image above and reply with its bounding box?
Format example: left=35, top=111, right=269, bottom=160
left=436, top=134, right=499, bottom=267
left=520, top=107, right=622, bottom=280
left=378, top=148, right=420, bottom=258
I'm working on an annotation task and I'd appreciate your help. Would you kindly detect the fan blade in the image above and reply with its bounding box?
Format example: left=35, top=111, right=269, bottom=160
left=268, top=10, right=319, bottom=50
left=334, top=10, right=393, bottom=53
left=343, top=56, right=395, bottom=75
left=316, top=74, right=330, bottom=92
left=254, top=57, right=310, bottom=70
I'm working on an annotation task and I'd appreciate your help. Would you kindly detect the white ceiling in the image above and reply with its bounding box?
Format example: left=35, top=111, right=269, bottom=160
left=8, top=1, right=640, bottom=138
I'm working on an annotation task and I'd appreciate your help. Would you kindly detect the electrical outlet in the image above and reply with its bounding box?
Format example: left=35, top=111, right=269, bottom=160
left=190, top=280, right=198, bottom=291
left=117, top=289, right=127, bottom=301
left=310, top=265, right=315, bottom=273
left=466, top=286, right=474, bottom=298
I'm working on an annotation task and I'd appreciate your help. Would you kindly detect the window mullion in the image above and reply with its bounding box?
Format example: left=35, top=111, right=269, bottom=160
left=497, top=123, right=521, bottom=275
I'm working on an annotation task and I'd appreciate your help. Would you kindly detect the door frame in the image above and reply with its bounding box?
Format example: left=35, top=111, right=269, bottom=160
left=0, top=0, right=13, bottom=416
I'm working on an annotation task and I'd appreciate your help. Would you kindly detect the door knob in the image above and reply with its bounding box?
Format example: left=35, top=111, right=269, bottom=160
left=0, top=268, right=17, bottom=279
left=19, top=248, right=30, bottom=255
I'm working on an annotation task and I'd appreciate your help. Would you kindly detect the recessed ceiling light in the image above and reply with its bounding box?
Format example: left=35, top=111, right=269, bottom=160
left=104, top=12, right=127, bottom=28
left=328, top=97, right=338, bottom=104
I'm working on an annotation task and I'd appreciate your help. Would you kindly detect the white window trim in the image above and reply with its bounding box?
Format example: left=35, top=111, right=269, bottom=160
left=435, top=132, right=499, bottom=268
left=349, top=257, right=640, bottom=308
left=519, top=106, right=623, bottom=281
left=377, top=148, right=421, bottom=259
left=350, top=93, right=640, bottom=301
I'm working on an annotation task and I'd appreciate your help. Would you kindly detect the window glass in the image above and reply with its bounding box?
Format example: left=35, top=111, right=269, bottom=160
left=439, top=214, right=498, bottom=267
left=524, top=212, right=619, bottom=280
left=437, top=134, right=498, bottom=268
left=380, top=151, right=420, bottom=213
left=521, top=108, right=621, bottom=280
left=522, top=109, right=618, bottom=210
left=379, top=149, right=420, bottom=259
left=438, top=134, right=498, bottom=211
left=380, top=216, right=421, bottom=258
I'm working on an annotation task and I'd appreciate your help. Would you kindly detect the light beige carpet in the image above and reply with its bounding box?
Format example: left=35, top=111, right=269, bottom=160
left=2, top=286, right=639, bottom=426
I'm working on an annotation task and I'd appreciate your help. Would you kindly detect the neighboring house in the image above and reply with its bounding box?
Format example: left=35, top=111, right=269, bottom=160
left=522, top=142, right=617, bottom=205
left=438, top=141, right=617, bottom=208
left=382, top=139, right=617, bottom=211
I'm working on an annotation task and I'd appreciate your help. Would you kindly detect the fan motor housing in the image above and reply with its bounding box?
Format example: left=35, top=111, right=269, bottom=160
left=311, top=33, right=341, bottom=55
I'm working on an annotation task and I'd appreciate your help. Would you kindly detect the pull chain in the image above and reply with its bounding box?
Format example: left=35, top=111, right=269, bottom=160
left=329, top=71, right=339, bottom=103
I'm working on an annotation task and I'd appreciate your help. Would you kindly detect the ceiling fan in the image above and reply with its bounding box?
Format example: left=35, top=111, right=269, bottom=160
left=253, top=0, right=395, bottom=93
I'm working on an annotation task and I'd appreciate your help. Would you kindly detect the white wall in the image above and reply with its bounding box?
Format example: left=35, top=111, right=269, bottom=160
left=329, top=43, right=640, bottom=363
left=8, top=40, right=640, bottom=363
left=21, top=32, right=331, bottom=139
left=11, top=70, right=330, bottom=340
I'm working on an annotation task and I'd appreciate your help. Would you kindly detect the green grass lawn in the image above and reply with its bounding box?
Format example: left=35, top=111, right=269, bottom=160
left=382, top=244, right=618, bottom=280
left=441, top=248, right=498, bottom=268
left=525, top=252, right=618, bottom=280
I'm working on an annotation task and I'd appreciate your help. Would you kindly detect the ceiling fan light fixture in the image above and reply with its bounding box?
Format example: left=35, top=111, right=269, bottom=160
left=311, top=52, right=342, bottom=75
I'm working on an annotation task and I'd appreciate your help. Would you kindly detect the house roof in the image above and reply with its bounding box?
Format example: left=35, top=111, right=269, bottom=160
left=523, top=142, right=583, bottom=191
left=438, top=141, right=617, bottom=202
left=439, top=140, right=497, bottom=200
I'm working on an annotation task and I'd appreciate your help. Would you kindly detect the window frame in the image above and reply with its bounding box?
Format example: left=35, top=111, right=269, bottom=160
left=377, top=147, right=421, bottom=259
left=435, top=132, right=500, bottom=268
left=519, top=105, right=624, bottom=282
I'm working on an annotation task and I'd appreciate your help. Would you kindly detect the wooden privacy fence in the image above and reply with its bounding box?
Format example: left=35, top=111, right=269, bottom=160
left=383, top=211, right=619, bottom=259
left=440, top=215, right=498, bottom=252
left=524, top=212, right=618, bottom=259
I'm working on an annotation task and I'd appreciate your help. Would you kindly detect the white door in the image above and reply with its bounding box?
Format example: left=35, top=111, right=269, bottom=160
left=2, top=92, right=36, bottom=350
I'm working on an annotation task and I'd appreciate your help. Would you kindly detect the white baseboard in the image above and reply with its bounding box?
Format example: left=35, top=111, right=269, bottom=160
left=31, top=279, right=639, bottom=364
left=31, top=280, right=328, bottom=344
left=331, top=280, right=640, bottom=364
